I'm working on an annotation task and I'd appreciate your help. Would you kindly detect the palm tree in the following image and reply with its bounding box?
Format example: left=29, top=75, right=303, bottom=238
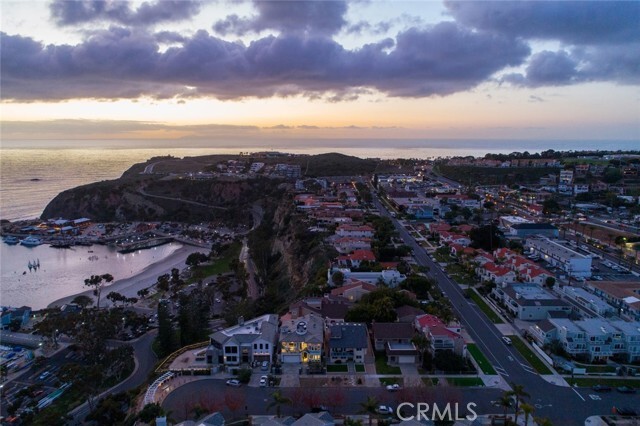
left=588, top=225, right=596, bottom=241
left=498, top=393, right=513, bottom=420
left=358, top=396, right=379, bottom=426
left=535, top=417, right=554, bottom=426
left=521, top=402, right=535, bottom=426
left=509, top=383, right=530, bottom=423
left=267, top=390, right=292, bottom=418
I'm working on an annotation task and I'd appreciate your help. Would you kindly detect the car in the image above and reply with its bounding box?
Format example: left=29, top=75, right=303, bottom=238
left=261, top=361, right=269, bottom=371
left=501, top=337, right=512, bottom=345
left=38, top=371, right=51, bottom=380
left=386, top=384, right=401, bottom=391
left=614, top=407, right=638, bottom=416
left=616, top=386, right=637, bottom=394
left=259, top=375, right=268, bottom=387
left=376, top=405, right=394, bottom=415
left=592, top=384, right=612, bottom=392
left=226, top=379, right=241, bottom=387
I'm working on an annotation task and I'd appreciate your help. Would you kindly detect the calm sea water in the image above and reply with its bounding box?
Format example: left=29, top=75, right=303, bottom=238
left=1, top=139, right=636, bottom=221
left=0, top=241, right=184, bottom=310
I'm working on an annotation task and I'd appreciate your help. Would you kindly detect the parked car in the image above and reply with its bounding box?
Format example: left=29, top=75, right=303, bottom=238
left=261, top=361, right=269, bottom=371
left=614, top=407, right=638, bottom=416
left=592, top=384, right=612, bottom=392
left=501, top=337, right=512, bottom=345
left=226, top=379, right=241, bottom=387
left=376, top=405, right=394, bottom=415
left=386, top=384, right=401, bottom=392
left=616, top=386, right=637, bottom=394
left=259, top=375, right=268, bottom=387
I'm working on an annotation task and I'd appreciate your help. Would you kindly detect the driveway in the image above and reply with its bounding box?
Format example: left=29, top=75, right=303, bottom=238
left=399, top=364, right=423, bottom=387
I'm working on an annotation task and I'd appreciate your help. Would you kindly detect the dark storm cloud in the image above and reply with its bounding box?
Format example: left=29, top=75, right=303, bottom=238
left=0, top=22, right=531, bottom=101
left=50, top=0, right=203, bottom=26
left=444, top=0, right=640, bottom=45
left=213, top=0, right=348, bottom=35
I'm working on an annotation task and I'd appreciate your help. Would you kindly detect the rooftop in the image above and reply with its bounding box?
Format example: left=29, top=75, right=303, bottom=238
left=527, top=236, right=589, bottom=260
left=279, top=314, right=324, bottom=344
left=329, top=323, right=369, bottom=349
left=502, top=284, right=569, bottom=307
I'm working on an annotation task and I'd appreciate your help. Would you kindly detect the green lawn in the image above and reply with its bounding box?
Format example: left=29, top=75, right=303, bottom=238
left=568, top=378, right=640, bottom=388
left=468, top=289, right=504, bottom=324
left=445, top=264, right=477, bottom=285
left=578, top=364, right=618, bottom=374
left=188, top=241, right=242, bottom=283
left=355, top=364, right=365, bottom=373
left=326, top=364, right=348, bottom=373
left=375, top=352, right=402, bottom=375
left=446, top=377, right=484, bottom=387
left=507, top=336, right=552, bottom=375
left=467, top=344, right=497, bottom=375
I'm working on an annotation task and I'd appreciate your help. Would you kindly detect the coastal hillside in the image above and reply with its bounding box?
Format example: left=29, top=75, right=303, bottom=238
left=41, top=176, right=284, bottom=224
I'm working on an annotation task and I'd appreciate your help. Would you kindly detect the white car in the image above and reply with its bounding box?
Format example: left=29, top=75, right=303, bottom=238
left=501, top=336, right=512, bottom=345
left=385, top=384, right=400, bottom=391
left=376, top=405, right=394, bottom=415
left=260, top=375, right=268, bottom=387
left=225, top=379, right=241, bottom=387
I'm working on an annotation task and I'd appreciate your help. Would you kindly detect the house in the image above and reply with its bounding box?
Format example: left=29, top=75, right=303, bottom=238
left=279, top=313, right=324, bottom=364
left=330, top=280, right=377, bottom=302
left=520, top=266, right=554, bottom=286
left=371, top=322, right=415, bottom=351
left=476, top=262, right=517, bottom=284
left=206, top=314, right=279, bottom=367
left=174, top=412, right=226, bottom=426
left=439, top=231, right=471, bottom=246
left=289, top=296, right=352, bottom=326
left=406, top=205, right=434, bottom=219
left=336, top=249, right=376, bottom=268
left=414, top=314, right=465, bottom=356
left=327, top=267, right=406, bottom=287
left=335, top=224, right=375, bottom=238
left=395, top=305, right=426, bottom=323
left=327, top=323, right=370, bottom=364
left=473, top=251, right=495, bottom=266
left=334, top=237, right=372, bottom=254
left=528, top=319, right=559, bottom=346
left=492, top=283, right=571, bottom=321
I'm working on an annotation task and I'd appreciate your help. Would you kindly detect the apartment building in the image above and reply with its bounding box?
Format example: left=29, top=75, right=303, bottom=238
left=525, top=236, right=592, bottom=278
left=492, top=283, right=571, bottom=321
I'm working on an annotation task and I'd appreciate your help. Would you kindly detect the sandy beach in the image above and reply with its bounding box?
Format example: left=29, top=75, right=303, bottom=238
left=47, top=245, right=202, bottom=309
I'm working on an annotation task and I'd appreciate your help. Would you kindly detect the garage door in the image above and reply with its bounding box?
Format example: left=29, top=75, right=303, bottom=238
left=281, top=354, right=300, bottom=363
left=397, top=355, right=415, bottom=364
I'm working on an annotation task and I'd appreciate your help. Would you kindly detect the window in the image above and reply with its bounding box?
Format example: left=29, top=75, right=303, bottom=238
left=225, top=346, right=238, bottom=354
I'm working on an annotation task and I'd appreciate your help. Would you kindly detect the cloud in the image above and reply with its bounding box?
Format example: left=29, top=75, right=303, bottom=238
left=444, top=0, right=640, bottom=45
left=0, top=23, right=531, bottom=101
left=50, top=0, right=203, bottom=26
left=213, top=0, right=349, bottom=36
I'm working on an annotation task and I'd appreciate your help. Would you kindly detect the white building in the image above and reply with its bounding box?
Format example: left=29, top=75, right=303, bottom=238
left=492, top=283, right=571, bottom=321
left=525, top=236, right=592, bottom=278
left=327, top=267, right=406, bottom=287
left=562, top=286, right=615, bottom=316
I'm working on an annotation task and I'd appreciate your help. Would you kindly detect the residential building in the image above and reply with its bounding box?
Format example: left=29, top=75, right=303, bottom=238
left=371, top=322, right=415, bottom=351
left=562, top=286, right=615, bottom=316
left=414, top=314, right=465, bottom=356
left=492, top=283, right=571, bottom=321
left=206, top=314, right=279, bottom=367
left=279, top=313, right=324, bottom=364
left=327, top=267, right=406, bottom=287
left=609, top=320, right=640, bottom=363
left=336, top=249, right=376, bottom=268
left=335, top=224, right=375, bottom=238
left=508, top=223, right=559, bottom=239
left=587, top=281, right=640, bottom=321
left=406, top=205, right=434, bottom=219
left=476, top=262, right=517, bottom=284
left=574, top=319, right=618, bottom=362
left=330, top=280, right=377, bottom=302
left=525, top=236, right=592, bottom=278
left=395, top=305, right=426, bottom=323
left=333, top=237, right=372, bottom=254
left=327, top=323, right=370, bottom=364
left=289, top=296, right=352, bottom=326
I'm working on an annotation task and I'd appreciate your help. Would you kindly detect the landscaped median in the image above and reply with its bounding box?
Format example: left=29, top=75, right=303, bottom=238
left=468, top=289, right=504, bottom=324
left=567, top=377, right=640, bottom=388
left=507, top=335, right=552, bottom=375
left=466, top=344, right=497, bottom=375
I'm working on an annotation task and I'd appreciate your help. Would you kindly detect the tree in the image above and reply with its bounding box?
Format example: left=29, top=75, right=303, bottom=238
left=138, top=403, right=165, bottom=423
left=498, top=393, right=513, bottom=420
left=83, top=274, right=114, bottom=309
left=358, top=396, right=379, bottom=426
left=542, top=199, right=561, bottom=216
left=157, top=301, right=175, bottom=357
left=508, top=383, right=530, bottom=424
left=106, top=291, right=127, bottom=307
left=544, top=277, right=556, bottom=289
left=469, top=225, right=503, bottom=252
left=267, top=390, right=292, bottom=418
left=71, top=295, right=94, bottom=309
left=137, top=288, right=150, bottom=299
left=331, top=270, right=345, bottom=286
left=186, top=252, right=209, bottom=268
left=521, top=402, right=535, bottom=426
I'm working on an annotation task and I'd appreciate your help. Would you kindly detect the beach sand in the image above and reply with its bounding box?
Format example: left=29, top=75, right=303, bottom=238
left=48, top=245, right=202, bottom=308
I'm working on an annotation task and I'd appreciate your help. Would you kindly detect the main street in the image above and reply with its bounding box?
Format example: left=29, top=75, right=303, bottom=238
left=370, top=196, right=632, bottom=426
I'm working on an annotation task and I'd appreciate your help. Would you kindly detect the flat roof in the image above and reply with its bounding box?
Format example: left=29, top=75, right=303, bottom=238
left=574, top=318, right=617, bottom=335
left=527, top=236, right=589, bottom=260
left=563, top=287, right=612, bottom=311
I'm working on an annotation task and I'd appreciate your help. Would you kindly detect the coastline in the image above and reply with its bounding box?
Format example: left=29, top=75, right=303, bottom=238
left=47, top=245, right=203, bottom=309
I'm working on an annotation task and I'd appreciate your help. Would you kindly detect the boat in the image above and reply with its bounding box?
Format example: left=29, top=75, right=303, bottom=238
left=3, top=236, right=19, bottom=245
left=20, top=236, right=43, bottom=247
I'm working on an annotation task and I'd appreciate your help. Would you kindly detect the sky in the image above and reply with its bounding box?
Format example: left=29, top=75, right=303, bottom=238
left=1, top=0, right=639, bottom=143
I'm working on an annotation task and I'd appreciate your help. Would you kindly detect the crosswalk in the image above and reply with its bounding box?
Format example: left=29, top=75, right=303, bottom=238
left=494, top=366, right=509, bottom=377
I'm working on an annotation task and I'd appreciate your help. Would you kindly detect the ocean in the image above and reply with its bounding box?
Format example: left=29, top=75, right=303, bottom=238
left=1, top=138, right=637, bottom=221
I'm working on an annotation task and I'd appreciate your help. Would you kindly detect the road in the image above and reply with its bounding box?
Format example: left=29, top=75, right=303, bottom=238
left=370, top=196, right=633, bottom=426
left=68, top=330, right=158, bottom=424
left=0, top=331, right=44, bottom=349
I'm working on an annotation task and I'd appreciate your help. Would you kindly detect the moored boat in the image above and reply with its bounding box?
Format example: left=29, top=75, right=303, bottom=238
left=3, top=236, right=19, bottom=245
left=20, top=236, right=43, bottom=247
